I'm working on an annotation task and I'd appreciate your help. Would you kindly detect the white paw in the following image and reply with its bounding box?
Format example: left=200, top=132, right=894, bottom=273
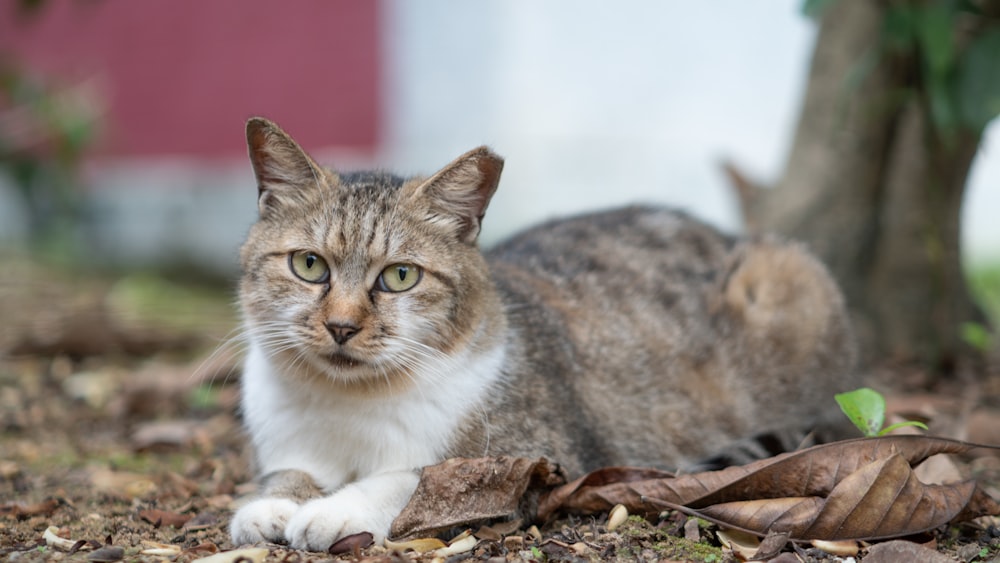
left=230, top=497, right=300, bottom=545
left=285, top=487, right=393, bottom=552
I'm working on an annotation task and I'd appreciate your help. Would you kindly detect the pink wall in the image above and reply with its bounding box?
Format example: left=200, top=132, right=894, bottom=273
left=0, top=1, right=380, bottom=158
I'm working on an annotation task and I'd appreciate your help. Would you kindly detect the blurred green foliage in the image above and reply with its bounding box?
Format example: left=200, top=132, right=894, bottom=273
left=967, top=261, right=1000, bottom=347
left=807, top=0, right=1000, bottom=138
left=0, top=59, right=102, bottom=260
left=881, top=1, right=1000, bottom=135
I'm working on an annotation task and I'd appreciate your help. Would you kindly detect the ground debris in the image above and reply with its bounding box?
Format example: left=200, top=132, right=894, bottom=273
left=1, top=274, right=999, bottom=563
left=0, top=498, right=61, bottom=519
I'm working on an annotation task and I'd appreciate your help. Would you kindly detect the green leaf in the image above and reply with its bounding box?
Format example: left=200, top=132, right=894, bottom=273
left=878, top=420, right=930, bottom=436
left=926, top=73, right=960, bottom=134
left=835, top=388, right=886, bottom=437
left=961, top=322, right=993, bottom=352
left=914, top=2, right=955, bottom=77
left=882, top=5, right=918, bottom=52
left=956, top=29, right=1000, bottom=132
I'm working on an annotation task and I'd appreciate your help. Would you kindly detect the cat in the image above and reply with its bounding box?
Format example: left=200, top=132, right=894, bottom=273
left=229, top=117, right=859, bottom=551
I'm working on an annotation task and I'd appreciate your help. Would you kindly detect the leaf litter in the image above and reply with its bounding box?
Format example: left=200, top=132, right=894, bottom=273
left=392, top=436, right=1000, bottom=548
left=2, top=265, right=1000, bottom=561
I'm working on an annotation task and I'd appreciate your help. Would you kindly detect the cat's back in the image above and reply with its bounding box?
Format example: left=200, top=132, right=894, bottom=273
left=485, top=206, right=740, bottom=352
left=474, top=205, right=858, bottom=474
left=487, top=206, right=734, bottom=302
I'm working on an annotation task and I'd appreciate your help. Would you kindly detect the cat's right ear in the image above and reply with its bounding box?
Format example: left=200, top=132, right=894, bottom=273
left=246, top=117, right=329, bottom=217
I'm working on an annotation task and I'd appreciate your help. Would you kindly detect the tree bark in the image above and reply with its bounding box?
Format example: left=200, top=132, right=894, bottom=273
left=738, top=0, right=986, bottom=373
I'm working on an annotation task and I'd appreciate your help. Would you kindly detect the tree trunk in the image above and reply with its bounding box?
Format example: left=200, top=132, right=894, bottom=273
left=738, top=0, right=986, bottom=374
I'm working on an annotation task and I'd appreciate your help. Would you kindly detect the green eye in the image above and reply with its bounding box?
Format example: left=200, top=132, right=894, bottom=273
left=289, top=251, right=330, bottom=283
left=377, top=264, right=422, bottom=292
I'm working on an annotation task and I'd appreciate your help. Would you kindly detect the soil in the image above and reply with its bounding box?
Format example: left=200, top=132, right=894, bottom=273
left=2, top=263, right=1000, bottom=562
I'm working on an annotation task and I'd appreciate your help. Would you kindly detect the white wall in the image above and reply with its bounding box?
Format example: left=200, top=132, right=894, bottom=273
left=384, top=0, right=999, bottom=259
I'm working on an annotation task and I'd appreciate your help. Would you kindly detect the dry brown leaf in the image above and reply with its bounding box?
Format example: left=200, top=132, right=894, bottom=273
left=140, top=541, right=182, bottom=556
left=390, top=436, right=999, bottom=544
left=328, top=531, right=374, bottom=555
left=383, top=537, right=447, bottom=553
left=862, top=539, right=954, bottom=563
left=86, top=545, right=125, bottom=562
left=716, top=528, right=760, bottom=559
left=138, top=508, right=192, bottom=528
left=647, top=449, right=1000, bottom=540
left=753, top=530, right=790, bottom=561
left=0, top=498, right=60, bottom=518
left=475, top=517, right=523, bottom=540
left=538, top=435, right=989, bottom=519
left=390, top=456, right=563, bottom=539
left=182, top=511, right=218, bottom=531
left=90, top=468, right=157, bottom=500
left=810, top=539, right=859, bottom=557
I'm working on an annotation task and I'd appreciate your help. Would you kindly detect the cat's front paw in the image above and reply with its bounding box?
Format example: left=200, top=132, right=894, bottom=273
left=230, top=497, right=299, bottom=545
left=284, top=487, right=393, bottom=552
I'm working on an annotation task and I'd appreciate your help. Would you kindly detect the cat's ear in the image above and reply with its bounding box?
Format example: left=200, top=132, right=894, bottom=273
left=404, top=147, right=504, bottom=244
left=246, top=117, right=329, bottom=216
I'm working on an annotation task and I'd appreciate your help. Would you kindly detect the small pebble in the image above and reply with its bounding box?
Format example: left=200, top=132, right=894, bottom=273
left=683, top=518, right=700, bottom=542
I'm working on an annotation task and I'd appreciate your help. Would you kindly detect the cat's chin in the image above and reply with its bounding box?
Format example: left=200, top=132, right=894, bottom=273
left=327, top=352, right=362, bottom=369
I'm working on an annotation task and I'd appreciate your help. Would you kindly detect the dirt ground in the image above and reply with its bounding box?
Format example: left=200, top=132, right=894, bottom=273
left=2, top=263, right=1000, bottom=562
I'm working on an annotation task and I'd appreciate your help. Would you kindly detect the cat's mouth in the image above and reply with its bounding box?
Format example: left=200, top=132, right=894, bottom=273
left=327, top=351, right=362, bottom=369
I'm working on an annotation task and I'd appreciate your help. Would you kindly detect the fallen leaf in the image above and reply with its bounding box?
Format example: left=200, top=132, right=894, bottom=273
left=1, top=498, right=60, bottom=518
left=182, top=511, right=218, bottom=531
left=434, top=530, right=477, bottom=556
left=539, top=436, right=989, bottom=518
left=328, top=531, right=374, bottom=555
left=138, top=508, right=192, bottom=528
left=391, top=436, right=1000, bottom=544
left=384, top=537, right=447, bottom=553
left=475, top=518, right=523, bottom=540
left=90, top=468, right=157, bottom=500
left=183, top=542, right=220, bottom=555
left=863, top=539, right=954, bottom=563
left=86, top=545, right=124, bottom=562
left=390, top=456, right=563, bottom=539
left=717, top=528, right=760, bottom=560
left=0, top=460, right=22, bottom=480
left=649, top=452, right=999, bottom=540
left=810, top=539, right=859, bottom=557
left=140, top=541, right=182, bottom=556
left=474, top=525, right=503, bottom=542
left=131, top=420, right=201, bottom=452
left=752, top=530, right=790, bottom=560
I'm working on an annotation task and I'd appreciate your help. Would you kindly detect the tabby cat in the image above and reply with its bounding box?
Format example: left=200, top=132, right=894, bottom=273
left=229, top=118, right=859, bottom=551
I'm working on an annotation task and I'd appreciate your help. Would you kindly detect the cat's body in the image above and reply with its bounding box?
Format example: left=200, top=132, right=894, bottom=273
left=230, top=118, right=859, bottom=551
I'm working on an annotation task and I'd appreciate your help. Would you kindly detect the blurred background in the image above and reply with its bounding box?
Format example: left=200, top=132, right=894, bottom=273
left=0, top=0, right=997, bottom=372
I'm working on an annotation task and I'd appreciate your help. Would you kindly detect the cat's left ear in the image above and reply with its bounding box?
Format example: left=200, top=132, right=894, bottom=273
left=404, top=147, right=504, bottom=244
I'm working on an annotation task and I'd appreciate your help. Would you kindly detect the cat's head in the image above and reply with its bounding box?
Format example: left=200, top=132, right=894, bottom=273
left=239, top=117, right=505, bottom=392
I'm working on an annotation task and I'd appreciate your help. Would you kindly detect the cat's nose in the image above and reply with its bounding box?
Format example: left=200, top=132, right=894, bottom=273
left=325, top=321, right=361, bottom=345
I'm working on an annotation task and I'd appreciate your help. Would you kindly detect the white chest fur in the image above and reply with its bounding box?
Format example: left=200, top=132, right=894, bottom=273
left=240, top=337, right=505, bottom=491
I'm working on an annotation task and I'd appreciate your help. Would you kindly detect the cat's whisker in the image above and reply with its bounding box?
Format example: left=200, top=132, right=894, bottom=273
left=190, top=328, right=246, bottom=388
